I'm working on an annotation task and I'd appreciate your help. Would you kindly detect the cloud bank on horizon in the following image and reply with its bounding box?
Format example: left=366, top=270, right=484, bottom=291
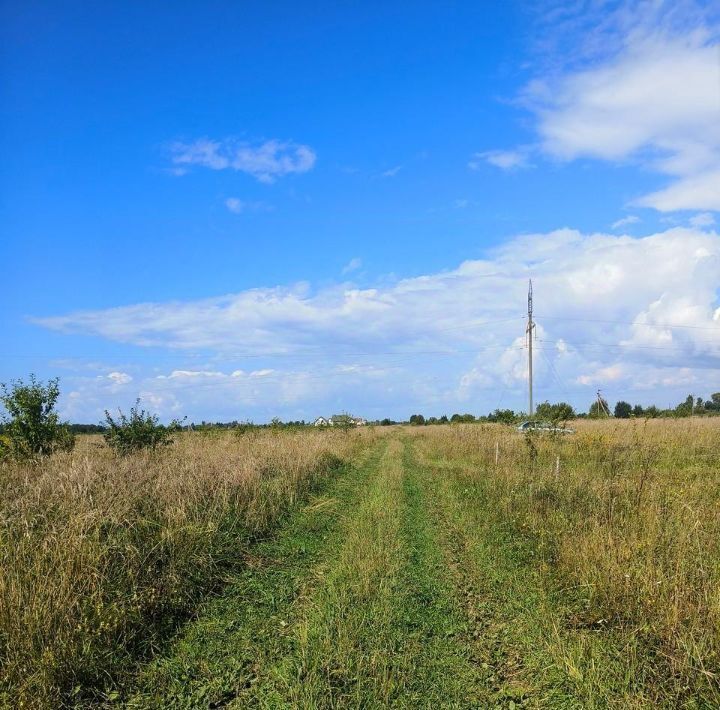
left=38, top=224, right=720, bottom=422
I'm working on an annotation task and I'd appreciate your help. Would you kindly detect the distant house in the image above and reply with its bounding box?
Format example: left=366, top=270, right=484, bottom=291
left=313, top=415, right=367, bottom=427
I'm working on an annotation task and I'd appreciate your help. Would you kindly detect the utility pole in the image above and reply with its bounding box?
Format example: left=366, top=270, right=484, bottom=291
left=527, top=279, right=535, bottom=416
left=596, top=389, right=610, bottom=417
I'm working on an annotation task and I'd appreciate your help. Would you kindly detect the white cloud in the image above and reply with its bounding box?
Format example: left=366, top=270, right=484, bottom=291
left=635, top=169, right=720, bottom=212
left=577, top=364, right=624, bottom=386
left=225, top=198, right=245, bottom=213
left=166, top=370, right=224, bottom=379
left=690, top=212, right=717, bottom=228
left=517, top=7, right=720, bottom=212
left=224, top=198, right=272, bottom=214
left=250, top=369, right=274, bottom=378
left=170, top=138, right=316, bottom=183
left=342, top=257, right=363, bottom=275
left=469, top=149, right=529, bottom=171
left=41, top=225, right=720, bottom=421
left=106, top=371, right=132, bottom=385
left=611, top=215, right=640, bottom=229
left=381, top=165, right=402, bottom=178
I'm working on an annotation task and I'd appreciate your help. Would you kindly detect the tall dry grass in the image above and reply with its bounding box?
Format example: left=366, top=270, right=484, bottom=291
left=0, top=427, right=371, bottom=708
left=413, top=418, right=720, bottom=702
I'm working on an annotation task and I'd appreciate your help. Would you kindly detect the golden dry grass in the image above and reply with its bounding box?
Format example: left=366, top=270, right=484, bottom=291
left=412, top=418, right=720, bottom=702
left=0, top=427, right=373, bottom=707
left=3, top=419, right=719, bottom=706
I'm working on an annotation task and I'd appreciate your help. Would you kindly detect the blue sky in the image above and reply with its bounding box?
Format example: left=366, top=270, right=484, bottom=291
left=2, top=0, right=719, bottom=422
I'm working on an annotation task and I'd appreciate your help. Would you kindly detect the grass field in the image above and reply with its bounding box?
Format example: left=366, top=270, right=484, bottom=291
left=1, top=419, right=719, bottom=707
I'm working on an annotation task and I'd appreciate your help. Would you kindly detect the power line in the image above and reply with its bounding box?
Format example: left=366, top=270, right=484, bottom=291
left=2, top=342, right=529, bottom=362
left=536, top=339, right=720, bottom=354
left=536, top=315, right=720, bottom=332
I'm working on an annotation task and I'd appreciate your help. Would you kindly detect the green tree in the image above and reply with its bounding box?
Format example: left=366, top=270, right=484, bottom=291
left=632, top=404, right=644, bottom=417
left=588, top=397, right=610, bottom=418
left=103, top=400, right=183, bottom=455
left=409, top=414, right=426, bottom=425
left=705, top=393, right=720, bottom=412
left=487, top=408, right=517, bottom=424
left=674, top=394, right=695, bottom=417
left=329, top=413, right=356, bottom=432
left=535, top=401, right=575, bottom=422
left=614, top=400, right=632, bottom=418
left=0, top=375, right=75, bottom=459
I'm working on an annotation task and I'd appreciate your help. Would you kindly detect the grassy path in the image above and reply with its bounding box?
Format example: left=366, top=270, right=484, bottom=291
left=122, top=433, right=630, bottom=709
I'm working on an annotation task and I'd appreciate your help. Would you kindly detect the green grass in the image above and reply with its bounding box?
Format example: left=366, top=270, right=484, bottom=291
left=84, top=426, right=718, bottom=708
left=124, top=442, right=386, bottom=708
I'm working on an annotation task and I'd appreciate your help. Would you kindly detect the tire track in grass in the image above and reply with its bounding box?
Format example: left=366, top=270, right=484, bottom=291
left=412, top=443, right=580, bottom=708
left=250, top=438, right=408, bottom=707
left=411, top=440, right=647, bottom=709
left=393, top=440, right=489, bottom=707
left=252, top=437, right=487, bottom=708
left=123, top=440, right=387, bottom=709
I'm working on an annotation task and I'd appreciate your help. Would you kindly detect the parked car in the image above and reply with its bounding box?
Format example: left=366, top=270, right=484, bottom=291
left=516, top=420, right=574, bottom=434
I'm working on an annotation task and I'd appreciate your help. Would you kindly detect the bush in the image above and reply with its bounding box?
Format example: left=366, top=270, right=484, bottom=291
left=103, top=400, right=183, bottom=455
left=0, top=375, right=75, bottom=459
left=535, top=401, right=575, bottom=422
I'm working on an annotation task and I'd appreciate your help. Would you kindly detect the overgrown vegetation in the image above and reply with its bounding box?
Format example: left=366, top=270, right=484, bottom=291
left=3, top=406, right=719, bottom=707
left=103, top=400, right=183, bottom=455
left=0, top=375, right=74, bottom=460
left=0, top=427, right=370, bottom=707
left=413, top=419, right=720, bottom=705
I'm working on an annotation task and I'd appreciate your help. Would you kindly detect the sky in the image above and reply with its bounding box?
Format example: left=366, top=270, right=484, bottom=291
left=1, top=0, right=719, bottom=423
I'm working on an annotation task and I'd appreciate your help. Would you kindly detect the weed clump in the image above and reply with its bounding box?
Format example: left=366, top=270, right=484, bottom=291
left=103, top=400, right=183, bottom=455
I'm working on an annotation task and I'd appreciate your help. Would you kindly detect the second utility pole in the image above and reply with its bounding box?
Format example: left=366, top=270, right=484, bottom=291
left=527, top=279, right=535, bottom=416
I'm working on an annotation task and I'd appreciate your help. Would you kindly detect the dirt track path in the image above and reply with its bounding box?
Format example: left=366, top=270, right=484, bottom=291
left=124, top=435, right=578, bottom=709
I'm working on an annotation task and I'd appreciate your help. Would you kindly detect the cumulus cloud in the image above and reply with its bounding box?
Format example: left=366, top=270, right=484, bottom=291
left=38, top=226, right=720, bottom=421
left=106, top=371, right=132, bottom=385
left=514, top=4, right=720, bottom=211
left=170, top=138, right=316, bottom=183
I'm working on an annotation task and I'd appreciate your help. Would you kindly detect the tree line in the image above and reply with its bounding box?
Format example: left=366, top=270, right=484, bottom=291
left=406, top=391, right=720, bottom=426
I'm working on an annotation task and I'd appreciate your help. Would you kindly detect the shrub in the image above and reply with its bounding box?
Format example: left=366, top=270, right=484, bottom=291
left=0, top=375, right=75, bottom=459
left=103, top=400, right=183, bottom=455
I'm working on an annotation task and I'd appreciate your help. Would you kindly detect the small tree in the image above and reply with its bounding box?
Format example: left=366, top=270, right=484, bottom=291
left=535, top=401, right=575, bottom=422
left=103, top=400, right=183, bottom=455
left=487, top=408, right=517, bottom=424
left=0, top=375, right=75, bottom=459
left=329, top=413, right=355, bottom=432
left=409, top=414, right=426, bottom=425
left=589, top=397, right=610, bottom=418
left=614, top=400, right=632, bottom=418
